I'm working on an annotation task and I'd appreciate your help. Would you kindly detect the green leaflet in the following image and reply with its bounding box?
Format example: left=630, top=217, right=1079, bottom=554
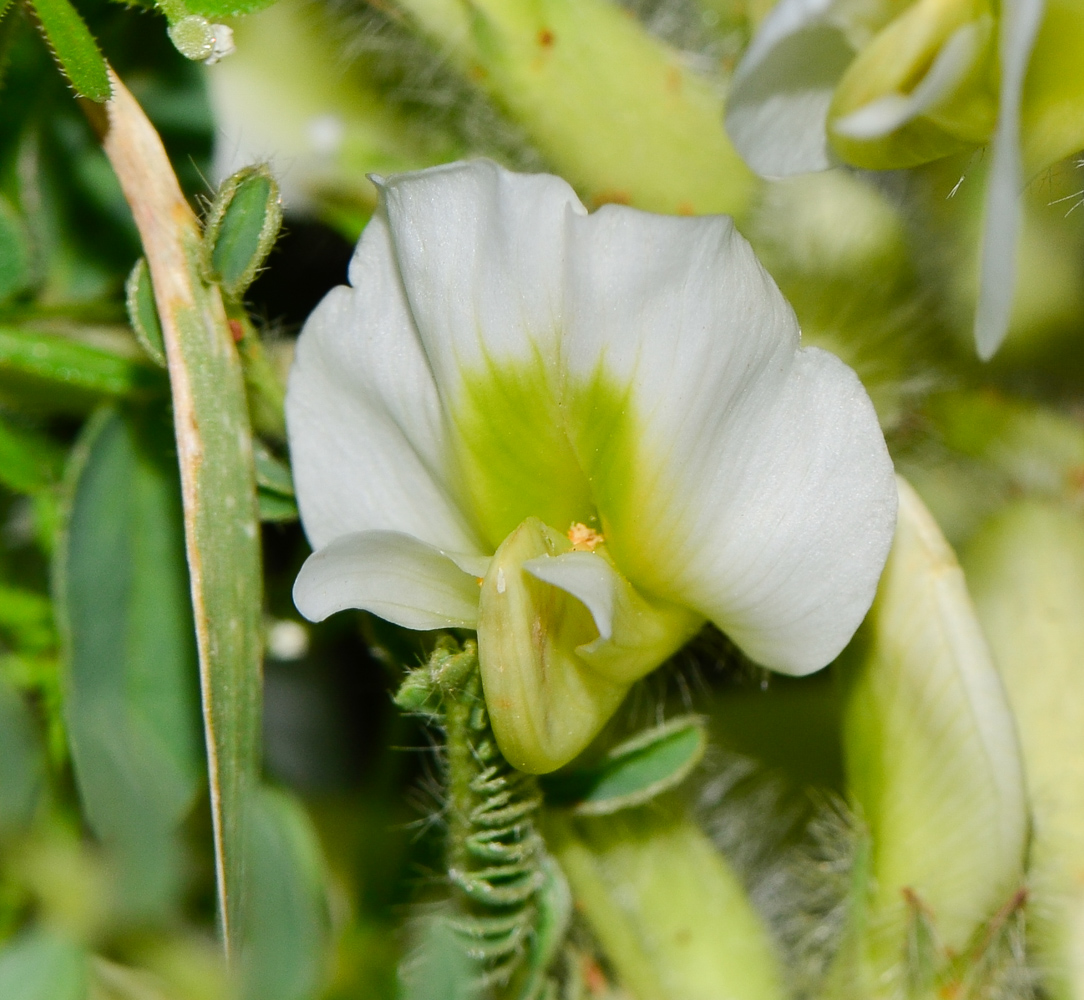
left=0, top=415, right=64, bottom=494
left=257, top=490, right=298, bottom=522
left=253, top=441, right=294, bottom=497
left=24, top=0, right=109, bottom=101
left=541, top=716, right=706, bottom=815
left=0, top=930, right=87, bottom=1000
left=0, top=326, right=164, bottom=412
left=55, top=407, right=203, bottom=916
left=171, top=274, right=264, bottom=954
left=0, top=672, right=45, bottom=835
left=124, top=258, right=166, bottom=367
left=241, top=788, right=330, bottom=1000
left=202, top=165, right=283, bottom=302
left=0, top=195, right=33, bottom=302
left=834, top=477, right=1027, bottom=995
left=161, top=0, right=281, bottom=23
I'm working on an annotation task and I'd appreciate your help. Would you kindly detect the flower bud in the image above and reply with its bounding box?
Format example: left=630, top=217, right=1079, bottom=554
left=827, top=0, right=998, bottom=168
left=166, top=17, right=234, bottom=66
left=837, top=477, right=1027, bottom=989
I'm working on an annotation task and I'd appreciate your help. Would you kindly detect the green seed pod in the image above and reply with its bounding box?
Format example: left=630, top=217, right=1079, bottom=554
left=201, top=165, right=283, bottom=301
left=964, top=501, right=1084, bottom=1000
left=124, top=258, right=166, bottom=368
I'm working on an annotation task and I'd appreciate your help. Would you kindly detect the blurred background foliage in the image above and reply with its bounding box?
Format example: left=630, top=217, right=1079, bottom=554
left=1, top=0, right=1084, bottom=997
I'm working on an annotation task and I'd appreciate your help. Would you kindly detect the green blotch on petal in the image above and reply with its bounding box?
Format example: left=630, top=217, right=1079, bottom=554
left=564, top=367, right=678, bottom=600
left=453, top=353, right=637, bottom=553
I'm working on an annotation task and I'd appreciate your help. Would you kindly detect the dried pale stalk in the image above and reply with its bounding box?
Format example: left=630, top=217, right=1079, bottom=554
left=85, top=70, right=263, bottom=961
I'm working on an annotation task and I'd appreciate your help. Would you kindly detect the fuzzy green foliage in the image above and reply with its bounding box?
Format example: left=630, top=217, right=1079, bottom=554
left=202, top=166, right=284, bottom=302
left=124, top=257, right=166, bottom=367
left=397, top=639, right=567, bottom=999
left=4, top=0, right=1084, bottom=997
left=54, top=407, right=202, bottom=917
left=541, top=716, right=706, bottom=815
left=25, top=0, right=109, bottom=101
left=0, top=327, right=164, bottom=412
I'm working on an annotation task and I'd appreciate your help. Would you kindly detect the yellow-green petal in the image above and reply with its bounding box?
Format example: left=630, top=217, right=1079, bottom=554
left=477, top=517, right=628, bottom=774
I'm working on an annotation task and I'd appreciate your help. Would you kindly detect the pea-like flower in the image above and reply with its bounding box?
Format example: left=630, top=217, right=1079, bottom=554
left=725, top=0, right=1084, bottom=359
left=287, top=159, right=897, bottom=773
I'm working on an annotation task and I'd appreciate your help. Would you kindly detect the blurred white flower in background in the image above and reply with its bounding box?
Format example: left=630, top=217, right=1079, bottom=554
left=726, top=0, right=1084, bottom=359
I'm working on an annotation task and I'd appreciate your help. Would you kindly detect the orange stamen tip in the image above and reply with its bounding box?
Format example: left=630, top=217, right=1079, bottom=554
left=568, top=522, right=603, bottom=551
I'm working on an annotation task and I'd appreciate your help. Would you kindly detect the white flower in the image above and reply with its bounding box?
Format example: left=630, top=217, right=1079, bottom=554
left=287, top=159, right=897, bottom=773
left=724, top=0, right=1050, bottom=360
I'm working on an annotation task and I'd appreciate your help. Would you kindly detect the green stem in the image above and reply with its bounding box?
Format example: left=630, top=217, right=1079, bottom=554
left=226, top=306, right=286, bottom=441
left=443, top=666, right=477, bottom=890
left=399, top=640, right=559, bottom=999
